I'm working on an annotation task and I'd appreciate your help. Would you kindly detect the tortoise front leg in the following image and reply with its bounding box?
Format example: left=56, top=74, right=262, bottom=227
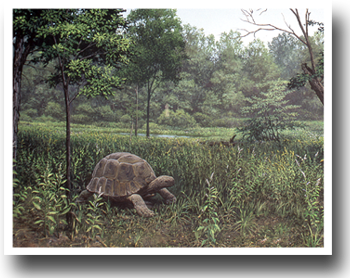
left=158, top=188, right=176, bottom=205
left=127, top=194, right=155, bottom=217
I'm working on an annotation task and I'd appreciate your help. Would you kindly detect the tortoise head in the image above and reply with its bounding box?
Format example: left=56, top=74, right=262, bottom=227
left=147, top=175, right=174, bottom=192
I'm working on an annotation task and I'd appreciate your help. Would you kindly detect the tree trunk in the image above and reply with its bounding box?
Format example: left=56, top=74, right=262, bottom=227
left=55, top=41, right=72, bottom=198
left=301, top=63, right=324, bottom=105
left=146, top=89, right=151, bottom=138
left=13, top=35, right=32, bottom=162
left=13, top=63, right=22, bottom=163
left=64, top=84, right=72, bottom=198
left=135, top=85, right=138, bottom=137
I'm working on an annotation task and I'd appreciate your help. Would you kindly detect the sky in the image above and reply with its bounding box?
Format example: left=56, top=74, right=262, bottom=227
left=175, top=8, right=324, bottom=45
left=120, top=0, right=326, bottom=45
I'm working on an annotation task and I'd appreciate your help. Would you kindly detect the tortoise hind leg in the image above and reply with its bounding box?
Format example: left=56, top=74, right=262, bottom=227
left=127, top=194, right=155, bottom=217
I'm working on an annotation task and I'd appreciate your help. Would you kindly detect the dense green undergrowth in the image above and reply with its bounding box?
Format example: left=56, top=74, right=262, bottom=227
left=13, top=121, right=324, bottom=247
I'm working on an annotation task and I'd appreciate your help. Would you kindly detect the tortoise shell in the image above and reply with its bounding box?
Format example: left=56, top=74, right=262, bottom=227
left=86, top=152, right=157, bottom=198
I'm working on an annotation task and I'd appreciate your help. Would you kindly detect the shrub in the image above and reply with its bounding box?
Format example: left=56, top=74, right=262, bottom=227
left=36, top=115, right=58, bottom=123
left=142, top=122, right=161, bottom=131
left=157, top=109, right=197, bottom=128
left=21, top=108, right=38, bottom=119
left=210, top=117, right=242, bottom=128
left=95, top=105, right=118, bottom=122
left=193, top=112, right=212, bottom=127
left=72, top=114, right=92, bottom=124
left=44, top=101, right=64, bottom=121
left=238, top=80, right=303, bottom=142
left=119, top=114, right=132, bottom=128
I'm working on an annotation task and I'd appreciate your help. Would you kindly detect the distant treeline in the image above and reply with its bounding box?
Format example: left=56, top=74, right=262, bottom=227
left=20, top=11, right=324, bottom=129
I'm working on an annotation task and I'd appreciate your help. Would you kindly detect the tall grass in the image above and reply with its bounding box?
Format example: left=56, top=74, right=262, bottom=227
left=14, top=121, right=324, bottom=247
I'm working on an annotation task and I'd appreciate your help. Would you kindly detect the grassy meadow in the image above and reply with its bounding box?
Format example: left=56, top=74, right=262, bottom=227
left=13, top=120, right=324, bottom=247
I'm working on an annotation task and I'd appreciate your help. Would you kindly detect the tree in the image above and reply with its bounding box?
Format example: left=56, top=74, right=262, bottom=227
left=13, top=9, right=50, bottom=161
left=209, top=31, right=245, bottom=117
left=238, top=80, right=301, bottom=142
left=181, top=24, right=217, bottom=113
left=126, top=9, right=186, bottom=137
left=268, top=33, right=304, bottom=80
left=37, top=9, right=130, bottom=195
left=239, top=39, right=281, bottom=99
left=268, top=32, right=323, bottom=119
left=157, top=108, right=197, bottom=128
left=20, top=57, right=64, bottom=119
left=240, top=9, right=324, bottom=105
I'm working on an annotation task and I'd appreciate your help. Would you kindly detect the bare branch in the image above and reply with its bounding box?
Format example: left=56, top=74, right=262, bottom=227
left=239, top=27, right=277, bottom=38
left=282, top=13, right=295, bottom=33
left=76, top=42, right=96, bottom=57
left=289, top=9, right=309, bottom=46
left=305, top=9, right=310, bottom=37
left=69, top=84, right=84, bottom=105
left=240, top=8, right=308, bottom=45
left=258, top=8, right=267, bottom=16
left=239, top=8, right=323, bottom=105
left=79, top=50, right=106, bottom=61
left=241, top=9, right=253, bottom=24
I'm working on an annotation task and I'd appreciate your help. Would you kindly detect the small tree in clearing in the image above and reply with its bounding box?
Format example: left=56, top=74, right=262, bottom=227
left=238, top=80, right=302, bottom=142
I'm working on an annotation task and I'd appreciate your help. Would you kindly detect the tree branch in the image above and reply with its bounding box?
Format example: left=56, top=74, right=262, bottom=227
left=69, top=85, right=82, bottom=105
left=76, top=42, right=96, bottom=57
left=79, top=50, right=106, bottom=61
left=290, top=9, right=316, bottom=72
left=240, top=9, right=308, bottom=46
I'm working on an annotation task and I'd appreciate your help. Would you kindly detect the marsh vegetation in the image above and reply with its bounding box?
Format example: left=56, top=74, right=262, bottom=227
left=13, top=121, right=323, bottom=247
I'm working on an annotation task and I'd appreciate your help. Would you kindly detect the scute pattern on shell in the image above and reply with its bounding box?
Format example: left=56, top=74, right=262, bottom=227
left=86, top=152, right=156, bottom=198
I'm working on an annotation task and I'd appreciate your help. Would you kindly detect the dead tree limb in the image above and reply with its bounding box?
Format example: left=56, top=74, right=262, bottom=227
left=239, top=8, right=324, bottom=105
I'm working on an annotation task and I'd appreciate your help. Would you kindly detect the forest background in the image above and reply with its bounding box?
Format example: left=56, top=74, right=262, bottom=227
left=17, top=9, right=324, bottom=131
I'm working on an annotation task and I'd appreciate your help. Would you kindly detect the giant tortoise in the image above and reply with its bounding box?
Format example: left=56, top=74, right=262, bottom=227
left=77, top=152, right=176, bottom=217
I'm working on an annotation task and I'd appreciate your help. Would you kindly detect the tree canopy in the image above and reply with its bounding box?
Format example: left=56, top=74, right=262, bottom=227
left=124, top=9, right=187, bottom=137
left=34, top=9, right=131, bottom=193
left=18, top=9, right=324, bottom=137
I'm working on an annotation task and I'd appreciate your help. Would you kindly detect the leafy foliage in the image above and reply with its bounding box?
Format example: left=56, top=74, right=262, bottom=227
left=287, top=51, right=324, bottom=91
left=31, top=163, right=72, bottom=237
left=20, top=14, right=324, bottom=129
left=238, top=80, right=303, bottom=142
left=37, top=9, right=130, bottom=95
left=125, top=9, right=187, bottom=136
left=195, top=173, right=221, bottom=246
left=157, top=109, right=197, bottom=128
left=126, top=9, right=186, bottom=85
left=268, top=33, right=305, bottom=80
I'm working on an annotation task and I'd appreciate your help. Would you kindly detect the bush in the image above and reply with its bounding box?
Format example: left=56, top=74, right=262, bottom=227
left=95, top=105, right=118, bottom=122
left=193, top=112, right=212, bottom=127
left=36, top=115, right=58, bottom=123
left=238, top=80, right=302, bottom=142
left=210, top=117, right=242, bottom=128
left=142, top=122, right=161, bottom=131
left=71, top=114, right=91, bottom=124
left=157, top=109, right=197, bottom=128
left=44, top=102, right=64, bottom=121
left=119, top=114, right=132, bottom=128
left=21, top=108, right=38, bottom=119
